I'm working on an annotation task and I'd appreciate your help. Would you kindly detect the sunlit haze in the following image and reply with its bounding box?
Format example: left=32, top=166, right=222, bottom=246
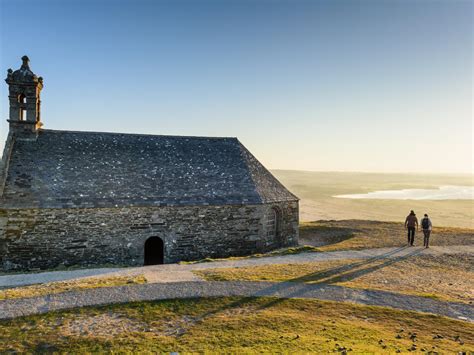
left=0, top=0, right=472, bottom=174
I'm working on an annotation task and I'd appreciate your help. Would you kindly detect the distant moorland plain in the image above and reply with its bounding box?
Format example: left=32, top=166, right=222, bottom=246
left=273, top=171, right=473, bottom=228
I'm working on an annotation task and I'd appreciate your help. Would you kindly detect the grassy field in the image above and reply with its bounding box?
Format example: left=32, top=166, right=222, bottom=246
left=1, top=297, right=473, bottom=353
left=272, top=170, right=473, bottom=228
left=0, top=275, right=146, bottom=300
left=182, top=219, right=472, bottom=264
left=194, top=220, right=473, bottom=302
left=300, top=220, right=473, bottom=251
left=195, top=254, right=473, bottom=304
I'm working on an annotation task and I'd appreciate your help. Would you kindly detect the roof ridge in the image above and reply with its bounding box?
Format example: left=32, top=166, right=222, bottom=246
left=40, top=129, right=238, bottom=140
left=237, top=141, right=299, bottom=202
left=236, top=140, right=264, bottom=204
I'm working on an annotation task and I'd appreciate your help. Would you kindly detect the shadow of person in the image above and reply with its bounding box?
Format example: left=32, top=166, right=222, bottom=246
left=183, top=246, right=423, bottom=328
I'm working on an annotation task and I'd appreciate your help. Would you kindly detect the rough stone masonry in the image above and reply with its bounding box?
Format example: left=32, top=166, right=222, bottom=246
left=0, top=57, right=299, bottom=271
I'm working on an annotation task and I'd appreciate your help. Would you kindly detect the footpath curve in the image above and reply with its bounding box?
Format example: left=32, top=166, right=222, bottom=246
left=1, top=280, right=473, bottom=322
left=1, top=245, right=472, bottom=288
left=1, top=246, right=472, bottom=322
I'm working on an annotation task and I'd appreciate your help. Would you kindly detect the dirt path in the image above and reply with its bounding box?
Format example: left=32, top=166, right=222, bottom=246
left=1, top=281, right=473, bottom=322
left=1, top=245, right=472, bottom=288
left=1, top=246, right=473, bottom=321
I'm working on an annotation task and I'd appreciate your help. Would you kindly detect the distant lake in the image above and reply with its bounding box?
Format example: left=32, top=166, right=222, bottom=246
left=334, top=185, right=474, bottom=200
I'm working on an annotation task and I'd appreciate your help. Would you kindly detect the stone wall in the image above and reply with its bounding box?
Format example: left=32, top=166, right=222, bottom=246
left=0, top=201, right=298, bottom=271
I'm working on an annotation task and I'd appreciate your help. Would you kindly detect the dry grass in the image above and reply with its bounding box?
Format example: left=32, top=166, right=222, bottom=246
left=0, top=275, right=147, bottom=300
left=195, top=254, right=474, bottom=303
left=1, top=297, right=473, bottom=353
left=300, top=220, right=473, bottom=251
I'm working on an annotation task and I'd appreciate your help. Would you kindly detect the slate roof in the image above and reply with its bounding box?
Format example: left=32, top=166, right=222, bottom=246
left=0, top=130, right=298, bottom=209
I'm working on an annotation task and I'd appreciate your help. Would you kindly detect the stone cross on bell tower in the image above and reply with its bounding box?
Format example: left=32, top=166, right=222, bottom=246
left=5, top=56, right=43, bottom=137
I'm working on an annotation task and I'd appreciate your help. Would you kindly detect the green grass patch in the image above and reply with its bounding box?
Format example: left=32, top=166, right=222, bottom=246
left=1, top=297, right=473, bottom=353
left=0, top=275, right=147, bottom=300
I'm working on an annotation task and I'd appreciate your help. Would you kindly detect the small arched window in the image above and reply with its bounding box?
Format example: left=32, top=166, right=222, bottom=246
left=18, top=94, right=27, bottom=121
left=266, top=207, right=280, bottom=238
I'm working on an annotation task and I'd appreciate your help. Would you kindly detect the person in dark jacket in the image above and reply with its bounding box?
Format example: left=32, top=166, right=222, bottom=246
left=404, top=210, right=418, bottom=246
left=421, top=213, right=432, bottom=248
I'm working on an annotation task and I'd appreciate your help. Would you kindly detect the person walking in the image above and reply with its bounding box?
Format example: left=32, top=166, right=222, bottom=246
left=421, top=214, right=432, bottom=248
left=405, top=210, right=418, bottom=246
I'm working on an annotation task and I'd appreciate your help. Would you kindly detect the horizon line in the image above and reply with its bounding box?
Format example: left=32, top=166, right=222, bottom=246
left=269, top=168, right=474, bottom=177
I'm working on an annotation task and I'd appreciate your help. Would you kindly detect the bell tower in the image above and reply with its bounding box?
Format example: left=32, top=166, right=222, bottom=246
left=5, top=56, right=43, bottom=137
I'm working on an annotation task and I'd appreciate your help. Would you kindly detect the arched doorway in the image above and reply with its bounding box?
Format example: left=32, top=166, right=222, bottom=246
left=144, top=237, right=164, bottom=265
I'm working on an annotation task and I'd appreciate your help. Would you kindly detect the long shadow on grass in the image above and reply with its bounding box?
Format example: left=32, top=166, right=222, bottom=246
left=287, top=246, right=409, bottom=283
left=189, top=246, right=423, bottom=327
left=289, top=246, right=412, bottom=284
left=253, top=247, right=425, bottom=311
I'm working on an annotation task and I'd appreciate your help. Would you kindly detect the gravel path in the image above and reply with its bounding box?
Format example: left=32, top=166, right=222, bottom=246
left=1, top=245, right=471, bottom=288
left=1, top=281, right=472, bottom=322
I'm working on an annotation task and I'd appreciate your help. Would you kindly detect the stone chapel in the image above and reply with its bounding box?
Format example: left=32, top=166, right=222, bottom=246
left=0, top=56, right=299, bottom=271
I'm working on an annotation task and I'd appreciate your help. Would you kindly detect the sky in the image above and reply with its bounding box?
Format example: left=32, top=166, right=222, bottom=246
left=0, top=0, right=472, bottom=174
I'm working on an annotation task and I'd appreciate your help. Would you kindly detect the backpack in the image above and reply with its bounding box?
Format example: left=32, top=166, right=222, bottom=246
left=422, top=218, right=430, bottom=229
